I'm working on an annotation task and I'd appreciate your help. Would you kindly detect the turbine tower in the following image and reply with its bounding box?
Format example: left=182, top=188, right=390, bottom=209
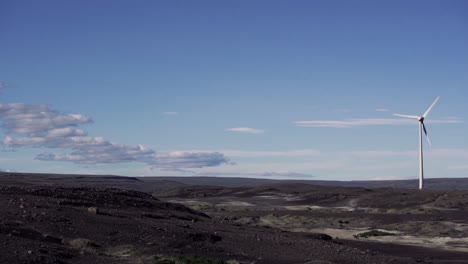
left=394, top=96, right=440, bottom=190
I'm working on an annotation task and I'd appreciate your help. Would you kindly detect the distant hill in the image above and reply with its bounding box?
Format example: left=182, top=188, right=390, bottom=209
left=0, top=172, right=184, bottom=193
left=144, top=176, right=468, bottom=191
left=1, top=171, right=468, bottom=191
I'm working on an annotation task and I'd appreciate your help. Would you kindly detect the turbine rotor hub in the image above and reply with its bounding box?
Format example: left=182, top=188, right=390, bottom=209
left=418, top=116, right=424, bottom=122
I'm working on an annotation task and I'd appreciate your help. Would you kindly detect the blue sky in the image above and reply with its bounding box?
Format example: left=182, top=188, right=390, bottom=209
left=1, top=0, right=467, bottom=180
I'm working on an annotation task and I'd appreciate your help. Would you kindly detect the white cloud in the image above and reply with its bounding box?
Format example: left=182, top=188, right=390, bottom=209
left=226, top=127, right=264, bottom=134
left=152, top=151, right=228, bottom=169
left=30, top=138, right=229, bottom=169
left=1, top=103, right=228, bottom=170
left=0, top=103, right=92, bottom=134
left=46, top=128, right=87, bottom=138
left=3, top=136, right=47, bottom=146
left=162, top=111, right=178, bottom=116
left=294, top=118, right=463, bottom=128
left=35, top=143, right=156, bottom=164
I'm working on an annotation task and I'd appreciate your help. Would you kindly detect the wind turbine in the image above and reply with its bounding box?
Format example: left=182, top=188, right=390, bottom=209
left=394, top=96, right=440, bottom=190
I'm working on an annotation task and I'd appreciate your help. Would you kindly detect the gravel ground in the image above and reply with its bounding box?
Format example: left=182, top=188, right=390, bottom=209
left=0, top=184, right=419, bottom=264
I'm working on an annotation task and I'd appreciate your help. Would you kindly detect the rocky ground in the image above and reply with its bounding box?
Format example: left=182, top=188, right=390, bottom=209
left=0, top=184, right=423, bottom=264
left=158, top=184, right=468, bottom=263
left=1, top=174, right=468, bottom=263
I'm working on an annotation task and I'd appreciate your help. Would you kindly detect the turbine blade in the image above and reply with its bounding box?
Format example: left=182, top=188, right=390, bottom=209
left=393, top=114, right=419, bottom=119
left=423, top=96, right=440, bottom=118
left=422, top=122, right=432, bottom=146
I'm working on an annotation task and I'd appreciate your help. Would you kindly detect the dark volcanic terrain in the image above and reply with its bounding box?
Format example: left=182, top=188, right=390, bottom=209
left=1, top=172, right=468, bottom=264
left=3, top=172, right=468, bottom=191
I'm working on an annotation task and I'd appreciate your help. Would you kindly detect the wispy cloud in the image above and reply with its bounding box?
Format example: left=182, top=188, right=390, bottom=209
left=343, top=150, right=415, bottom=157
left=0, top=103, right=228, bottom=169
left=221, top=149, right=321, bottom=158
left=0, top=81, right=8, bottom=89
left=294, top=118, right=463, bottom=128
left=191, top=147, right=468, bottom=180
left=333, top=108, right=351, bottom=113
left=226, top=127, right=264, bottom=134
left=162, top=111, right=178, bottom=116
left=344, top=149, right=468, bottom=160
left=375, top=108, right=389, bottom=112
left=448, top=165, right=468, bottom=171
left=430, top=149, right=468, bottom=158
left=294, top=118, right=410, bottom=128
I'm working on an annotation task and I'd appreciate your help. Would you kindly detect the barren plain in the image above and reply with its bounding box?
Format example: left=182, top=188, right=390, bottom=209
left=1, top=172, right=468, bottom=263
